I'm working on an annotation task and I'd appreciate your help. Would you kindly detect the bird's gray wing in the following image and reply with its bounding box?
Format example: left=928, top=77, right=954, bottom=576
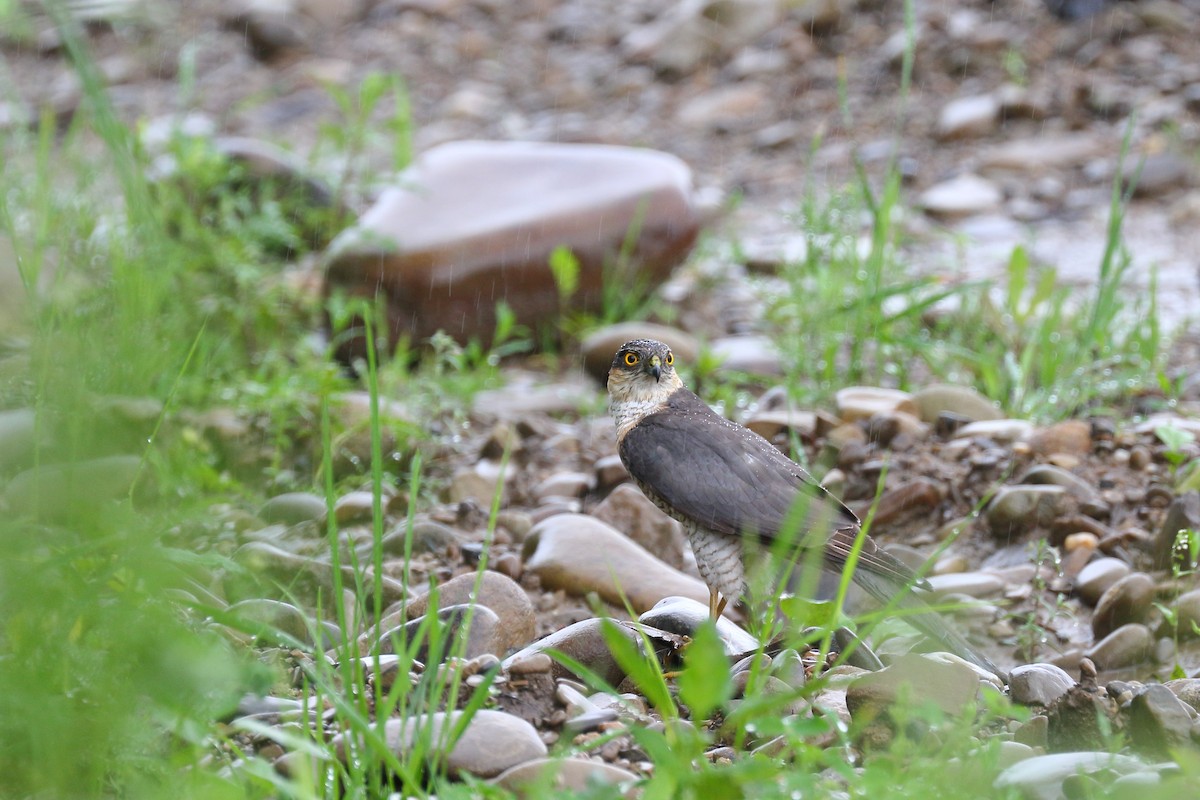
left=619, top=390, right=919, bottom=587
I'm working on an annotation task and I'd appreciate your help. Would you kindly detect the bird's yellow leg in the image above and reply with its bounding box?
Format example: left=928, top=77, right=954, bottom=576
left=713, top=594, right=729, bottom=620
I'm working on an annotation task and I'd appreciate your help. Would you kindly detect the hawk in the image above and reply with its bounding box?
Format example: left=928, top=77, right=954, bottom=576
left=607, top=338, right=1002, bottom=678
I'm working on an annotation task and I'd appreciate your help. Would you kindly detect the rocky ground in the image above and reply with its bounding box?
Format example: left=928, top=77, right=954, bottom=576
left=6, top=0, right=1200, bottom=796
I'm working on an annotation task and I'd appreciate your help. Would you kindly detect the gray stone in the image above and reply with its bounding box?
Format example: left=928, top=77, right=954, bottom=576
left=377, top=519, right=463, bottom=557
left=925, top=571, right=1005, bottom=599
left=5, top=455, right=143, bottom=521
left=534, top=471, right=593, bottom=503
left=233, top=540, right=408, bottom=610
left=1075, top=558, right=1131, bottom=606
left=1085, top=623, right=1154, bottom=671
left=591, top=483, right=687, bottom=570
left=523, top=513, right=711, bottom=612
left=834, top=386, right=917, bottom=422
left=918, top=174, right=1003, bottom=218
left=1123, top=152, right=1192, bottom=198
left=638, top=596, right=759, bottom=655
left=981, top=135, right=1104, bottom=173
left=580, top=323, right=700, bottom=384
left=1009, top=663, right=1075, bottom=707
left=323, top=141, right=699, bottom=360
left=258, top=492, right=327, bottom=525
left=993, top=752, right=1146, bottom=800
left=936, top=94, right=1000, bottom=140
left=846, top=653, right=980, bottom=719
left=491, top=756, right=639, bottom=795
left=986, top=485, right=1068, bottom=536
left=676, top=83, right=770, bottom=131
left=369, top=604, right=502, bottom=661
left=501, top=618, right=643, bottom=686
left=1018, top=464, right=1101, bottom=504
left=398, top=571, right=535, bottom=655
left=911, top=384, right=1003, bottom=424
left=332, top=710, right=546, bottom=779
left=708, top=334, right=783, bottom=375
left=1127, top=683, right=1194, bottom=757
left=1163, top=678, right=1200, bottom=712
left=620, top=0, right=783, bottom=75
left=1091, top=572, right=1155, bottom=638
left=1163, top=587, right=1200, bottom=641
left=954, top=419, right=1035, bottom=442
left=227, top=598, right=341, bottom=649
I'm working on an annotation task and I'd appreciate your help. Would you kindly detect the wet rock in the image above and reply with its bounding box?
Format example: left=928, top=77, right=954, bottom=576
left=501, top=618, right=642, bottom=686
left=744, top=409, right=817, bottom=442
left=911, top=384, right=1002, bottom=424
left=981, top=134, right=1104, bottom=173
left=534, top=471, right=593, bottom=503
left=1164, top=678, right=1200, bottom=711
left=369, top=604, right=502, bottom=660
left=323, top=141, right=699, bottom=361
left=936, top=94, right=999, bottom=140
left=399, top=571, right=535, bottom=655
left=233, top=540, right=407, bottom=610
left=1026, top=420, right=1092, bottom=458
left=993, top=752, right=1146, bottom=800
left=470, top=377, right=597, bottom=418
left=4, top=455, right=143, bottom=521
left=593, top=454, right=629, bottom=491
left=676, top=83, right=770, bottom=131
left=1091, top=572, right=1155, bottom=638
left=1075, top=557, right=1131, bottom=606
left=954, top=418, right=1034, bottom=443
left=332, top=490, right=385, bottom=524
left=258, top=492, right=327, bottom=525
left=591, top=483, right=687, bottom=570
left=620, top=0, right=783, bottom=75
left=449, top=459, right=512, bottom=507
left=709, top=334, right=782, bottom=375
left=638, top=596, right=759, bottom=654
left=925, top=571, right=1004, bottom=599
left=1085, top=623, right=1154, bottom=671
left=1161, top=587, right=1200, bottom=641
left=1126, top=683, right=1194, bottom=757
left=523, top=513, right=711, bottom=612
left=377, top=519, right=463, bottom=557
left=918, top=174, right=1002, bottom=218
left=1018, top=464, right=1101, bottom=506
left=226, top=598, right=341, bottom=649
left=491, top=756, right=639, bottom=796
left=580, top=323, right=700, bottom=383
left=1153, top=492, right=1200, bottom=570
left=327, top=710, right=546, bottom=779
left=986, top=485, right=1068, bottom=536
left=1123, top=152, right=1192, bottom=198
left=846, top=653, right=980, bottom=721
left=834, top=386, right=917, bottom=422
left=1008, top=663, right=1075, bottom=707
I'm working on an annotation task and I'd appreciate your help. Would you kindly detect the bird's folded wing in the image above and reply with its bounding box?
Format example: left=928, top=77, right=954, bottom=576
left=619, top=396, right=921, bottom=589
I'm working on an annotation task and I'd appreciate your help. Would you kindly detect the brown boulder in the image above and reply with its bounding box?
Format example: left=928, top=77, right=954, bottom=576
left=323, top=141, right=700, bottom=362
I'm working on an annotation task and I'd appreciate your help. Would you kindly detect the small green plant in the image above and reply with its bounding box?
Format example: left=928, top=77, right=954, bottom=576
left=1012, top=539, right=1071, bottom=663
left=1155, top=423, right=1197, bottom=478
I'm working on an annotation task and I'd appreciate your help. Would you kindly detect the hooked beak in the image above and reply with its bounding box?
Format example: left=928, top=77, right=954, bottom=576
left=648, top=356, right=662, bottom=382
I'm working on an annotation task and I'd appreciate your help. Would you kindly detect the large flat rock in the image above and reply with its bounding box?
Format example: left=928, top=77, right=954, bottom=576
left=323, top=140, right=700, bottom=360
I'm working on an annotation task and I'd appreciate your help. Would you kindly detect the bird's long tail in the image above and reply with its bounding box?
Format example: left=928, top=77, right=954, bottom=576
left=851, top=570, right=1007, bottom=682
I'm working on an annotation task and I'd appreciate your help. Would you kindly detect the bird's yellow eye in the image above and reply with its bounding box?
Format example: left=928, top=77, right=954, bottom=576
left=665, top=352, right=674, bottom=366
left=624, top=352, right=640, bottom=367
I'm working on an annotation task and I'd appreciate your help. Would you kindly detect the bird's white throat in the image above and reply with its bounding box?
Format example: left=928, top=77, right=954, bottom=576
left=608, top=372, right=683, bottom=437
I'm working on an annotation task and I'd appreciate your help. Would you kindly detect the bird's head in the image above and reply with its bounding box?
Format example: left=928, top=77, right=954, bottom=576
left=606, top=339, right=683, bottom=405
